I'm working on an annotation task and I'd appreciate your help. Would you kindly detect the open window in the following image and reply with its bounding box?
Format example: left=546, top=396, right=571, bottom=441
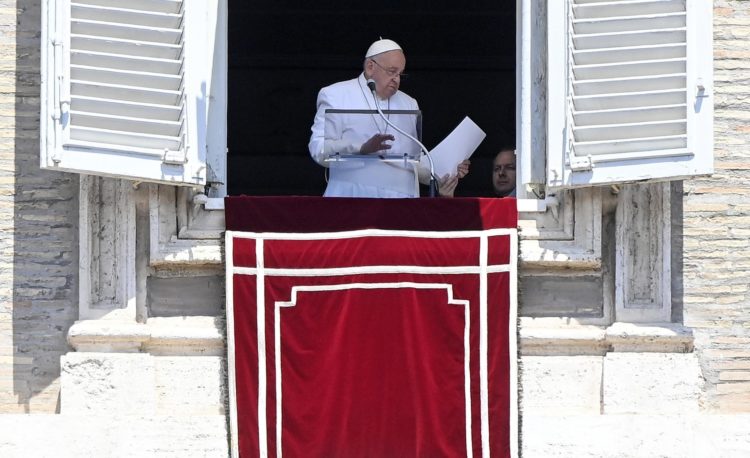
left=41, top=0, right=227, bottom=191
left=226, top=2, right=516, bottom=197
left=41, top=1, right=712, bottom=199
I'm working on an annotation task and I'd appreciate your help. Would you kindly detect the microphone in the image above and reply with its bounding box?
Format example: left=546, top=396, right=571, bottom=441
left=366, top=79, right=438, bottom=197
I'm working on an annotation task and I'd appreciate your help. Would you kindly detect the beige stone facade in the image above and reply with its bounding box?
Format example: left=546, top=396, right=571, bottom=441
left=686, top=0, right=750, bottom=414
left=0, top=0, right=78, bottom=413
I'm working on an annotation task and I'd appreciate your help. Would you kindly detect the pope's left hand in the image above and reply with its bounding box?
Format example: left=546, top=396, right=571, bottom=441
left=456, top=159, right=470, bottom=179
left=438, top=174, right=459, bottom=197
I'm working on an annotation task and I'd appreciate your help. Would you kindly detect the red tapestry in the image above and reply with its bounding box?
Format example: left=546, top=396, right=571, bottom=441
left=225, top=197, right=518, bottom=458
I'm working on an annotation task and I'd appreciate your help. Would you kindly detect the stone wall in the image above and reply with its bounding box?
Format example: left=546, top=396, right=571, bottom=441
left=0, top=0, right=78, bottom=413
left=684, top=0, right=750, bottom=412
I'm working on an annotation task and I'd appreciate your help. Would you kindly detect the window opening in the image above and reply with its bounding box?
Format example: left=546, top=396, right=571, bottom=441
left=227, top=1, right=516, bottom=197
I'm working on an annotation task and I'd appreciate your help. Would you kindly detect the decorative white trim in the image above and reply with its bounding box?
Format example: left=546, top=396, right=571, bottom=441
left=479, top=235, right=490, bottom=458
left=233, top=265, right=511, bottom=277
left=225, top=231, right=239, bottom=458
left=229, top=227, right=516, bottom=241
left=275, top=283, right=472, bottom=458
left=256, top=238, right=268, bottom=458
left=508, top=218, right=520, bottom=458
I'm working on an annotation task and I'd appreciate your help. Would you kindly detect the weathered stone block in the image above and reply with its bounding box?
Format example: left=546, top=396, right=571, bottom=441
left=520, top=355, right=603, bottom=415
left=154, top=356, right=226, bottom=415
left=60, top=352, right=156, bottom=415
left=602, top=353, right=702, bottom=414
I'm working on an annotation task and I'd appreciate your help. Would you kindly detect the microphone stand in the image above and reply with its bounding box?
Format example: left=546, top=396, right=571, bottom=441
left=367, top=82, right=437, bottom=197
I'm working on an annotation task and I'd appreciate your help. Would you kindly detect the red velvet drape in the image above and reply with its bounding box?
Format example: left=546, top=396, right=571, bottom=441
left=226, top=197, right=517, bottom=457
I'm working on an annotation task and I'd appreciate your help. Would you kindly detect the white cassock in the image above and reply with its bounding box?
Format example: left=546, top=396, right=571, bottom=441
left=308, top=73, right=429, bottom=198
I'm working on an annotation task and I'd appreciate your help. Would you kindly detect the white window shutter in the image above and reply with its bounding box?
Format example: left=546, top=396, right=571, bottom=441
left=546, top=0, right=713, bottom=190
left=41, top=0, right=226, bottom=187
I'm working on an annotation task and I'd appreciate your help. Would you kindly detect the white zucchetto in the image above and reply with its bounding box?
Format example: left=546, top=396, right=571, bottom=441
left=365, top=38, right=403, bottom=58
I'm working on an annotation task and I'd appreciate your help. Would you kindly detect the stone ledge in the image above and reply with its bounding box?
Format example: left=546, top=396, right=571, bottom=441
left=67, top=320, right=151, bottom=353
left=522, top=414, right=750, bottom=458
left=520, top=322, right=607, bottom=356
left=68, top=316, right=225, bottom=355
left=0, top=414, right=228, bottom=458
left=606, top=322, right=694, bottom=353
left=520, top=319, right=694, bottom=355
left=150, top=239, right=223, bottom=266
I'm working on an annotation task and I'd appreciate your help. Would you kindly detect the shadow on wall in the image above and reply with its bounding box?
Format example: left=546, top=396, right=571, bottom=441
left=9, top=0, right=79, bottom=413
left=671, top=181, right=684, bottom=323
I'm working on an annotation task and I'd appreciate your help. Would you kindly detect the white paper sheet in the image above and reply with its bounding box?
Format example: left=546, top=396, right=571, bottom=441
left=429, top=116, right=487, bottom=178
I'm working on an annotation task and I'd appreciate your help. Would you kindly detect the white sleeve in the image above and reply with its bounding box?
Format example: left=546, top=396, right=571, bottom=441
left=308, top=87, right=362, bottom=166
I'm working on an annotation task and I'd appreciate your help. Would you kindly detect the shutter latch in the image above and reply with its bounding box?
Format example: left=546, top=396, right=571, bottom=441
left=696, top=78, right=709, bottom=99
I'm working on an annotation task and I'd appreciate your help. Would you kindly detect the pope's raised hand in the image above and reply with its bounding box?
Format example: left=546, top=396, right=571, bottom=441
left=360, top=133, right=395, bottom=154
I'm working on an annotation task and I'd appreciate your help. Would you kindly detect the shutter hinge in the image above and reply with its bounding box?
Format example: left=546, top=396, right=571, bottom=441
left=566, top=139, right=593, bottom=172
left=162, top=148, right=187, bottom=165
left=568, top=154, right=593, bottom=172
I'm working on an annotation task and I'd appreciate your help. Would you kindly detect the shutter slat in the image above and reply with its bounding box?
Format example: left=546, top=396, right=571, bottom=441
left=71, top=65, right=181, bottom=91
left=71, top=81, right=180, bottom=106
left=573, top=58, right=685, bottom=80
left=71, top=35, right=181, bottom=59
left=71, top=50, right=182, bottom=75
left=573, top=120, right=686, bottom=143
left=574, top=13, right=685, bottom=35
left=72, top=3, right=182, bottom=29
left=573, top=104, right=686, bottom=126
left=573, top=89, right=685, bottom=111
left=573, top=29, right=686, bottom=50
left=71, top=111, right=182, bottom=136
left=573, top=138, right=687, bottom=157
left=70, top=128, right=181, bottom=152
left=72, top=96, right=182, bottom=121
left=75, top=0, right=182, bottom=14
left=573, top=43, right=685, bottom=66
left=573, top=74, right=686, bottom=96
left=72, top=19, right=182, bottom=44
left=573, top=0, right=686, bottom=19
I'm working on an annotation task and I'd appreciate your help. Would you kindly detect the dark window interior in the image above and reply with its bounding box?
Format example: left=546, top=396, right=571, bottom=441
left=228, top=1, right=515, bottom=197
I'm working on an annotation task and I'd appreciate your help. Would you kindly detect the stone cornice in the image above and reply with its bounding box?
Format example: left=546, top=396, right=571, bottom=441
left=520, top=319, right=694, bottom=356
left=67, top=316, right=225, bottom=356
